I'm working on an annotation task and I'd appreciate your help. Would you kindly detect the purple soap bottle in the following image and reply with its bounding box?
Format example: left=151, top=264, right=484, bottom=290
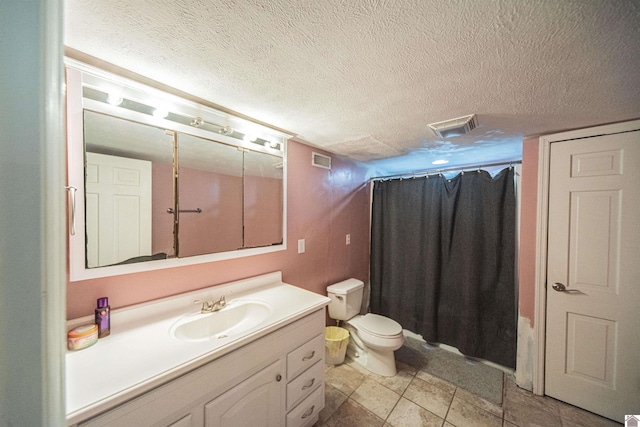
left=95, top=297, right=111, bottom=338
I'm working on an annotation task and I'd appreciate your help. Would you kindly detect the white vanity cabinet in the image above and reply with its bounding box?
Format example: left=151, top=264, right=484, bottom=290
left=75, top=309, right=325, bottom=427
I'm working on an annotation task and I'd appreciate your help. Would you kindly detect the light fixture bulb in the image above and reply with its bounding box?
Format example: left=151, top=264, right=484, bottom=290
left=153, top=108, right=168, bottom=119
left=107, top=93, right=123, bottom=106
left=243, top=134, right=257, bottom=143
left=219, top=126, right=233, bottom=136
left=432, top=159, right=449, bottom=165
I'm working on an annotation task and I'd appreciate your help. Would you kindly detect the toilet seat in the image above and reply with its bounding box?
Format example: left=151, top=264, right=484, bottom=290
left=352, top=313, right=402, bottom=338
left=359, top=314, right=403, bottom=337
left=345, top=316, right=404, bottom=352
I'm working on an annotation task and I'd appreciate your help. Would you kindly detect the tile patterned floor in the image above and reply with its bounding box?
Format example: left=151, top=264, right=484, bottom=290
left=315, top=357, right=621, bottom=427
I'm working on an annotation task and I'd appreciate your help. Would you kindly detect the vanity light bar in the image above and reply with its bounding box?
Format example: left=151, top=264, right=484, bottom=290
left=82, top=86, right=283, bottom=152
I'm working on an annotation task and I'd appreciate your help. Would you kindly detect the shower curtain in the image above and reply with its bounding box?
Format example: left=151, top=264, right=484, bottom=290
left=370, top=168, right=516, bottom=368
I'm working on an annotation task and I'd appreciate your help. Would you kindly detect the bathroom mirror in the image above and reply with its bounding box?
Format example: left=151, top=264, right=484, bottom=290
left=66, top=60, right=289, bottom=280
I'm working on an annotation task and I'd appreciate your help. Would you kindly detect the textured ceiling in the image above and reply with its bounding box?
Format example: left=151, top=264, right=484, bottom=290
left=64, top=0, right=640, bottom=174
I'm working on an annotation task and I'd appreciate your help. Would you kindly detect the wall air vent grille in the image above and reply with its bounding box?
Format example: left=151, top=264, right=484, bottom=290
left=312, top=152, right=332, bottom=169
left=428, top=114, right=478, bottom=138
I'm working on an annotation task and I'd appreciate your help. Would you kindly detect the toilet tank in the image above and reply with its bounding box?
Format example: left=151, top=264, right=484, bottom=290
left=327, top=278, right=364, bottom=321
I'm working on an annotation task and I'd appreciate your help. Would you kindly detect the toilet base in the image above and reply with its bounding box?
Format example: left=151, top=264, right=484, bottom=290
left=346, top=338, right=398, bottom=377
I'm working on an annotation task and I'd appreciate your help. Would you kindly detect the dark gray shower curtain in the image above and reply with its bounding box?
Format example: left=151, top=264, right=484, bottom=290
left=370, top=168, right=516, bottom=368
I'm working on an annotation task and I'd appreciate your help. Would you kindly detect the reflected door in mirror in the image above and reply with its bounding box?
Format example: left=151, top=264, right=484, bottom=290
left=85, top=153, right=152, bottom=267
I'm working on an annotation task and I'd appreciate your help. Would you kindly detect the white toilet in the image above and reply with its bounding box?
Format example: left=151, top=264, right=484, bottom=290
left=327, top=278, right=404, bottom=377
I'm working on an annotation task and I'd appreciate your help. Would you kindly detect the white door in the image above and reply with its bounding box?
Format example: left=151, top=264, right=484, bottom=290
left=85, top=152, right=152, bottom=267
left=545, top=130, right=640, bottom=422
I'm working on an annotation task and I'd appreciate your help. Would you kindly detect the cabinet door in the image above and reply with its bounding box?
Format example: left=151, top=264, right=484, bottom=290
left=204, top=361, right=283, bottom=427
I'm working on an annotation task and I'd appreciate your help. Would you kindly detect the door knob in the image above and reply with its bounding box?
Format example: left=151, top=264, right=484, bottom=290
left=552, top=282, right=567, bottom=292
left=551, top=282, right=583, bottom=294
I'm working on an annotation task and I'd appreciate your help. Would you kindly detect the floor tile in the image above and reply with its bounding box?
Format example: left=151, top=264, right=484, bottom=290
left=455, top=386, right=504, bottom=418
left=386, top=397, right=445, bottom=427
left=403, top=376, right=455, bottom=418
left=318, top=384, right=348, bottom=424
left=351, top=378, right=401, bottom=419
left=343, top=356, right=417, bottom=395
left=323, top=398, right=386, bottom=427
left=556, top=401, right=621, bottom=427
left=396, top=359, right=419, bottom=376
left=343, top=356, right=372, bottom=376
left=446, top=395, right=502, bottom=427
left=324, top=363, right=366, bottom=396
left=369, top=363, right=416, bottom=395
left=503, top=380, right=562, bottom=427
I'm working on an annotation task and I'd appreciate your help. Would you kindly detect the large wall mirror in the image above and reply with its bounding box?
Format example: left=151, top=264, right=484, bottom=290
left=66, top=60, right=288, bottom=281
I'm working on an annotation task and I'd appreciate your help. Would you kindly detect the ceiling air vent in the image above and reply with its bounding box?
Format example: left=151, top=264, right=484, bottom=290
left=428, top=114, right=477, bottom=138
left=312, top=152, right=331, bottom=170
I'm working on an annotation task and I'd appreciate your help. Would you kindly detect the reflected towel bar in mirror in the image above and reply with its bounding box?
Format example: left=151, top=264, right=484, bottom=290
left=167, top=208, right=202, bottom=214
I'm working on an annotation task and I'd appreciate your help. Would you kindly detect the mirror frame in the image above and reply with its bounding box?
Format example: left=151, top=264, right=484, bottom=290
left=66, top=59, right=289, bottom=281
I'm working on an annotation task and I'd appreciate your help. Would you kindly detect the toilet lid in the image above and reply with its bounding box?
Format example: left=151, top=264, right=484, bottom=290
left=357, top=313, right=402, bottom=337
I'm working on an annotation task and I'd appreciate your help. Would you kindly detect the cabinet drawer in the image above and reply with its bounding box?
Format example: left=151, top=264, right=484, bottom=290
left=286, top=360, right=323, bottom=410
left=287, top=334, right=323, bottom=380
left=286, top=384, right=324, bottom=427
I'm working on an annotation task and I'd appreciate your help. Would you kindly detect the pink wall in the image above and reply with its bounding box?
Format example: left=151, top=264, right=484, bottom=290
left=518, top=137, right=540, bottom=324
left=66, top=140, right=371, bottom=319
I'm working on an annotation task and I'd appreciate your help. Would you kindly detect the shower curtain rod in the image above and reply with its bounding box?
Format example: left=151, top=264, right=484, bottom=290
left=370, top=160, right=522, bottom=181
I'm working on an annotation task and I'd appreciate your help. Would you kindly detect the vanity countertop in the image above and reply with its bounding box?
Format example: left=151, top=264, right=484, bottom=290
left=65, top=272, right=330, bottom=424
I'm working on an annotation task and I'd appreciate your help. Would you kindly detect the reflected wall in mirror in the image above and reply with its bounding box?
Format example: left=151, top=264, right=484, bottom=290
left=177, top=133, right=243, bottom=257
left=66, top=59, right=290, bottom=281
left=244, top=151, right=283, bottom=248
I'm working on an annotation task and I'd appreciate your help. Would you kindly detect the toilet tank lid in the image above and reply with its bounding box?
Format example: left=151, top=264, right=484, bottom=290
left=327, top=278, right=364, bottom=294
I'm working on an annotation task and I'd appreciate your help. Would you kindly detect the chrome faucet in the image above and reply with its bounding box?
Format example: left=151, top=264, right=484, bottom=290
left=194, top=295, right=226, bottom=313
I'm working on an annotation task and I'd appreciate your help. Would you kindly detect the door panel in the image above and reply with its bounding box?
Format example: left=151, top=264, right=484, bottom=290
left=569, top=190, right=620, bottom=290
left=545, top=130, right=640, bottom=422
left=565, top=313, right=616, bottom=386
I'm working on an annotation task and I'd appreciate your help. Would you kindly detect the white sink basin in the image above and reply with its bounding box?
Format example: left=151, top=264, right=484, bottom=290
left=170, top=300, right=272, bottom=342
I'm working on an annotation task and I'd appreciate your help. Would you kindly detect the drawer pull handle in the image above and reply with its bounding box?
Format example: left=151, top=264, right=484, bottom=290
left=276, top=374, right=282, bottom=382
left=301, top=405, right=315, bottom=419
left=302, top=351, right=315, bottom=361
left=302, top=378, right=315, bottom=390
